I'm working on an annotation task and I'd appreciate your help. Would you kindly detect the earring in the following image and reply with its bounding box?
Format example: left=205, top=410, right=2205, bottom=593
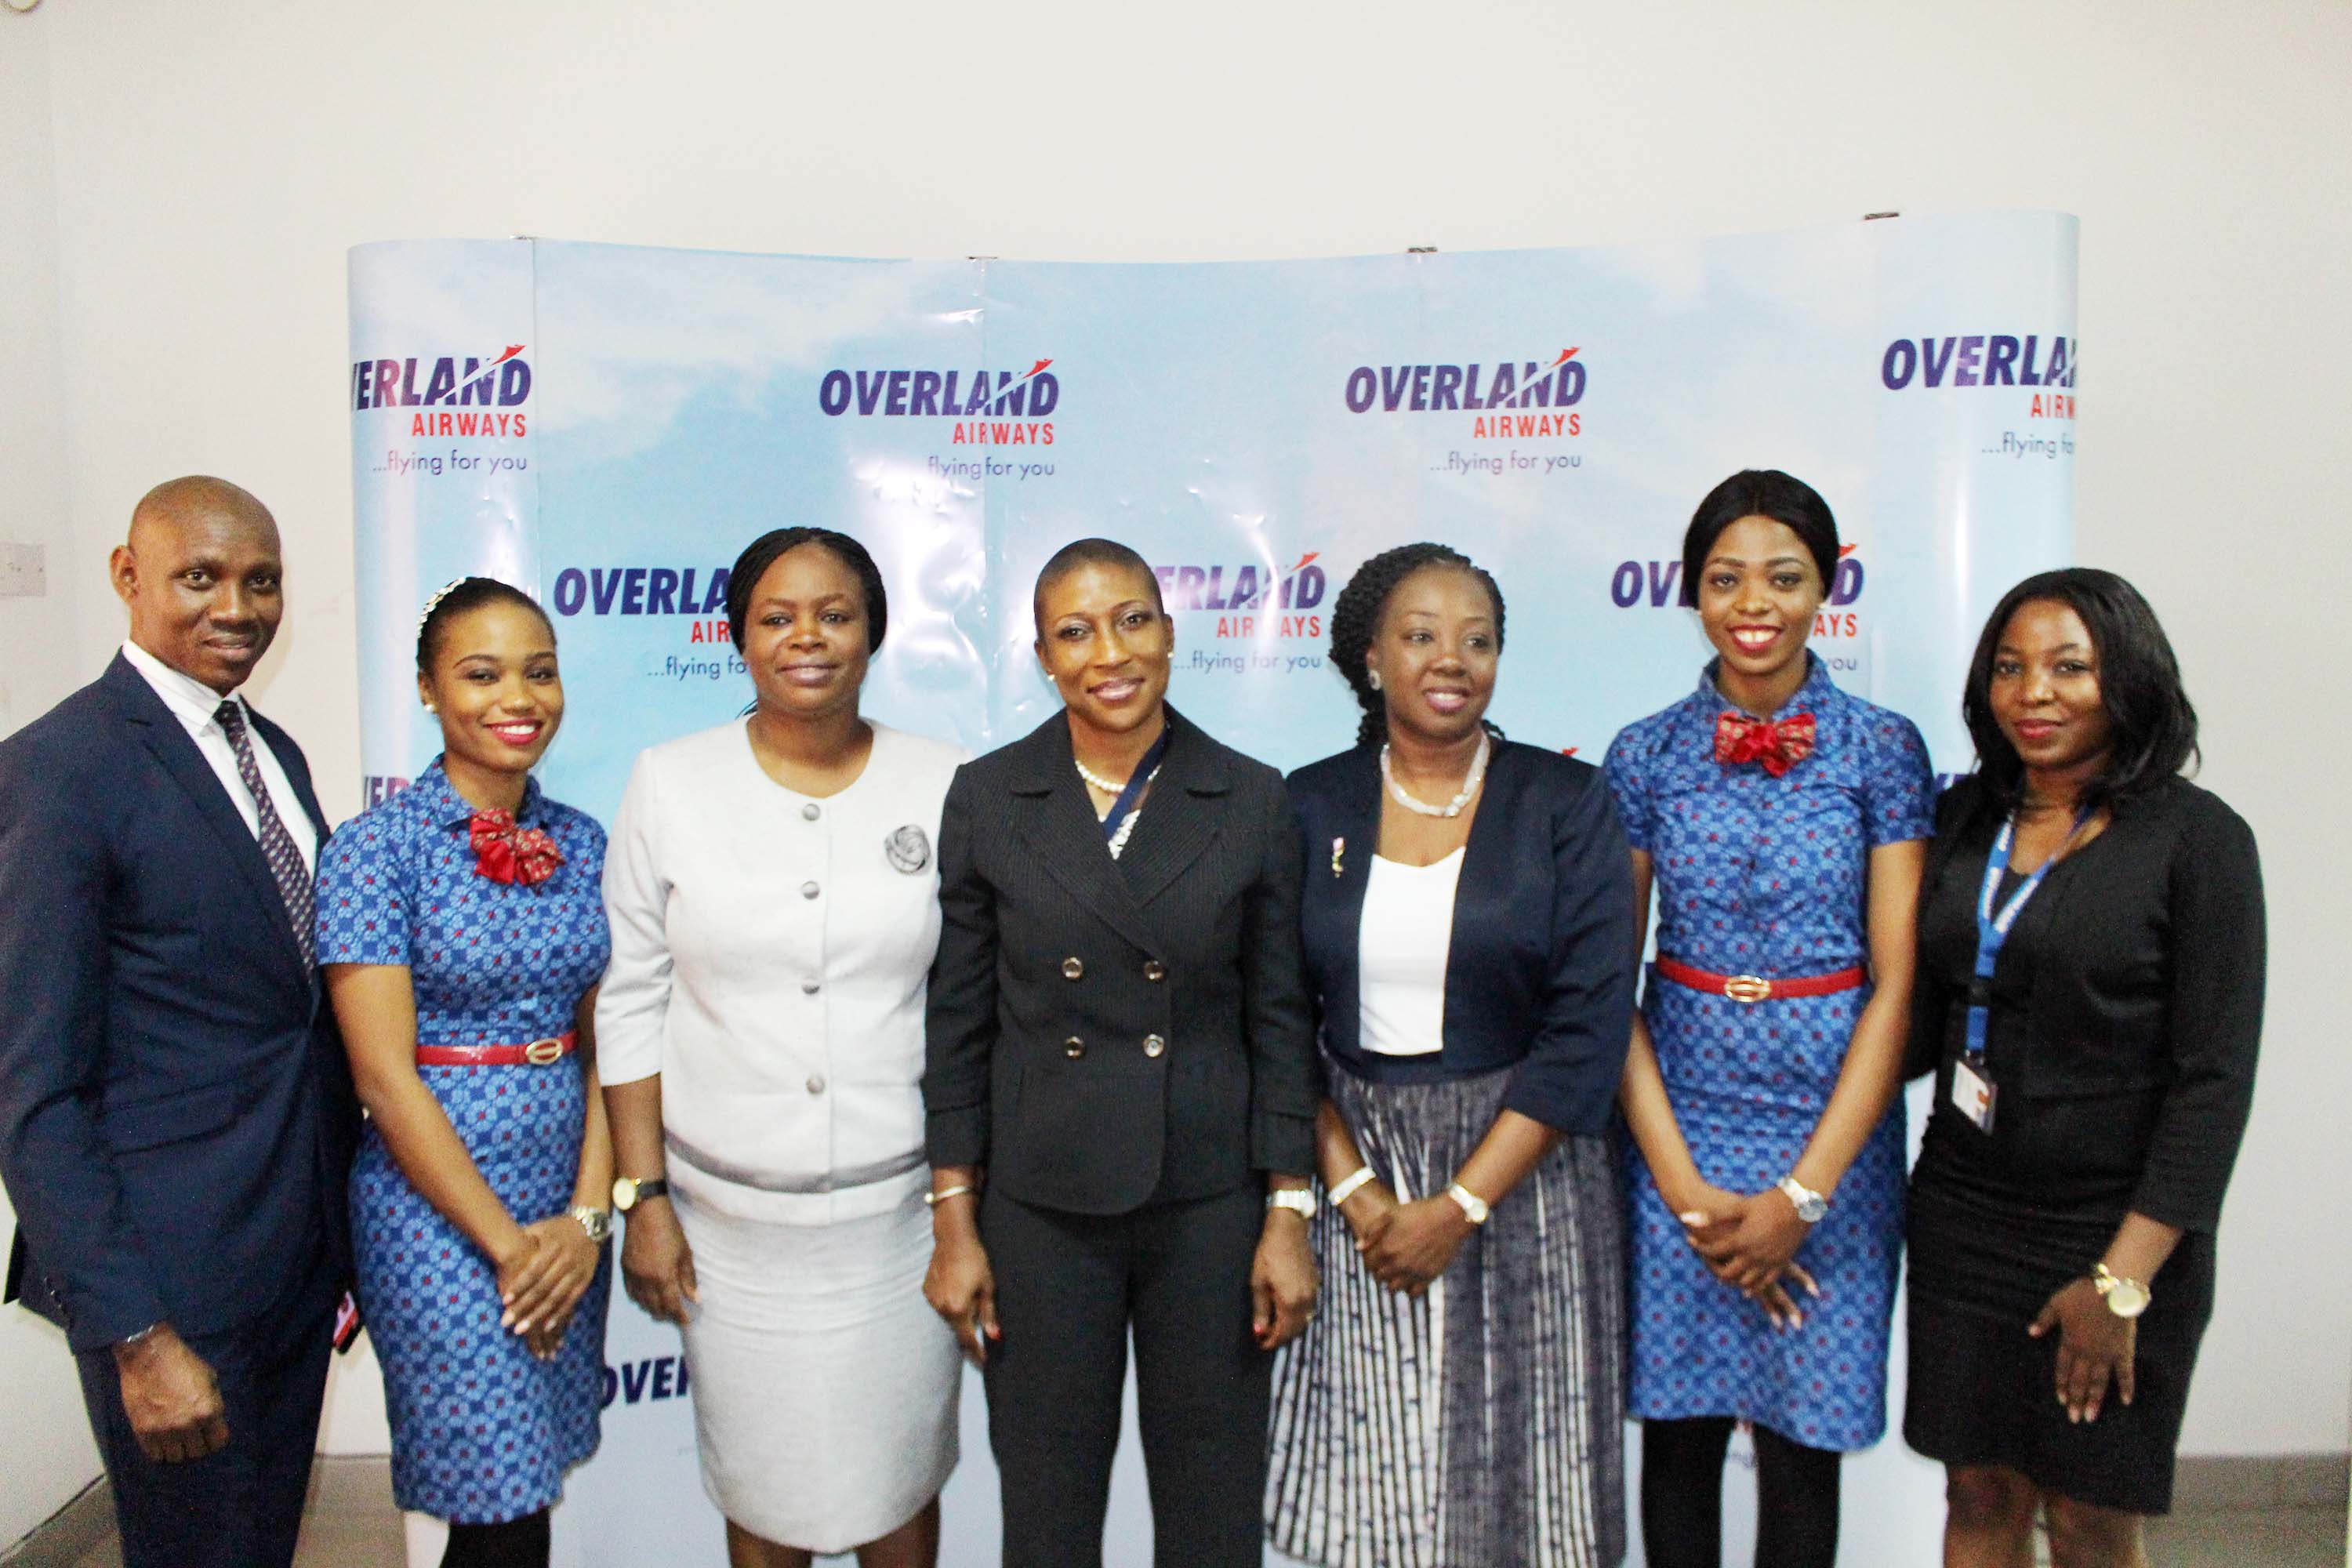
left=1368, top=670, right=1383, bottom=691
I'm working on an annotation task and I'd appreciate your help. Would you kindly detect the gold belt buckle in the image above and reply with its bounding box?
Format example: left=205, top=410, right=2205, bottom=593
left=524, top=1037, right=565, bottom=1066
left=1722, top=975, right=1773, bottom=1004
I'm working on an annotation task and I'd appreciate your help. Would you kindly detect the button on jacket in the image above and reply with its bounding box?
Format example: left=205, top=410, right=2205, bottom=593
left=923, top=708, right=1317, bottom=1214
left=1287, top=739, right=1636, bottom=1135
left=598, top=720, right=967, bottom=1224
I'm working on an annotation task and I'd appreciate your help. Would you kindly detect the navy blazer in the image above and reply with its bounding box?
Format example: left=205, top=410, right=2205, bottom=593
left=0, top=655, right=358, bottom=1352
left=924, top=707, right=1318, bottom=1214
left=1287, top=739, right=1636, bottom=1135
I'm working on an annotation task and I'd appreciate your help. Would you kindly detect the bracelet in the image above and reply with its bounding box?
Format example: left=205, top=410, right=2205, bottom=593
left=1327, top=1166, right=1377, bottom=1206
left=924, top=1184, right=977, bottom=1208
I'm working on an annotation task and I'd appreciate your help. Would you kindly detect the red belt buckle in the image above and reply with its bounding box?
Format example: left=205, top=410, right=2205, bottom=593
left=1721, top=974, right=1773, bottom=1004
left=524, top=1037, right=566, bottom=1065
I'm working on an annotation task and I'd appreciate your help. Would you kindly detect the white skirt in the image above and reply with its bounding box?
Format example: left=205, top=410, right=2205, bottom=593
left=672, top=1178, right=961, bottom=1552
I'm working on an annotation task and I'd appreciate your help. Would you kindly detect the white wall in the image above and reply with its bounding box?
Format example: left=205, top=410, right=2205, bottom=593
left=0, top=5, right=106, bottom=1549
left=2, top=0, right=2345, bottom=1503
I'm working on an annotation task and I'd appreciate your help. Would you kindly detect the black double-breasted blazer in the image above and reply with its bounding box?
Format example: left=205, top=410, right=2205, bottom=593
left=922, top=706, right=1318, bottom=1215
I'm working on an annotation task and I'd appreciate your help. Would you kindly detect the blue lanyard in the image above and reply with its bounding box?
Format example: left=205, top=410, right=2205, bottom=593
left=1098, top=726, right=1171, bottom=845
left=1965, top=809, right=2086, bottom=1060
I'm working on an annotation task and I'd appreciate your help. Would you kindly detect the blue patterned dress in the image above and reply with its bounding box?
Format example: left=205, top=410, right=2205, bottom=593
left=315, top=760, right=613, bottom=1523
left=1603, top=655, right=1933, bottom=1450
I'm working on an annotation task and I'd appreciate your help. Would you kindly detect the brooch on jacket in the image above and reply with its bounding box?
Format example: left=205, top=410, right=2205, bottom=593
left=1330, top=836, right=1345, bottom=878
left=886, top=824, right=931, bottom=873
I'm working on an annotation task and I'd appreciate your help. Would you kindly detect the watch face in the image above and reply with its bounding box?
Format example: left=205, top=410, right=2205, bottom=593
left=2107, top=1280, right=2151, bottom=1318
left=612, top=1178, right=637, bottom=1212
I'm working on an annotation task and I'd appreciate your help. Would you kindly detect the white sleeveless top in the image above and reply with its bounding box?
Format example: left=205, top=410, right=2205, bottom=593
left=1356, top=848, right=1464, bottom=1056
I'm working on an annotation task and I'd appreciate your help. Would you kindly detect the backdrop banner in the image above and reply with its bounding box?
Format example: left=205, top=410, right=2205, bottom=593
left=347, top=212, right=2077, bottom=1566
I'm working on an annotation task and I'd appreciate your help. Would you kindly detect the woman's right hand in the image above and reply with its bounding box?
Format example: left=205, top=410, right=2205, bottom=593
left=1675, top=1183, right=1817, bottom=1330
left=924, top=1229, right=1001, bottom=1367
left=1338, top=1179, right=1401, bottom=1252
left=618, top=1199, right=699, bottom=1325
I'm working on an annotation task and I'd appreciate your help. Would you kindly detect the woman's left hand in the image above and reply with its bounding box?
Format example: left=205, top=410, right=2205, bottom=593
left=2030, top=1277, right=2136, bottom=1424
left=511, top=1214, right=600, bottom=1361
left=1362, top=1195, right=1475, bottom=1297
left=1251, top=1214, right=1319, bottom=1350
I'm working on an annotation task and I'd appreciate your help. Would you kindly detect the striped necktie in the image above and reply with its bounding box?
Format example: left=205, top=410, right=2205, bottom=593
left=214, top=701, right=317, bottom=967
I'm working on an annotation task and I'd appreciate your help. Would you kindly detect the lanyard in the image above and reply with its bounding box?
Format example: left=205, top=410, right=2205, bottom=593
left=1965, top=808, right=2087, bottom=1060
left=1098, top=726, right=1172, bottom=846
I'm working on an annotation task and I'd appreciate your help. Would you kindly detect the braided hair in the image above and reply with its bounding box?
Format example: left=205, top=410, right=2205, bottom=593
left=416, top=576, right=550, bottom=675
left=1328, top=543, right=1507, bottom=747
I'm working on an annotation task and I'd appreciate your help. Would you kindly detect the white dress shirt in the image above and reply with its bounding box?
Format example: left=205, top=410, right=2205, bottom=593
left=597, top=719, right=967, bottom=1225
left=120, top=639, right=317, bottom=873
left=1357, top=848, right=1463, bottom=1056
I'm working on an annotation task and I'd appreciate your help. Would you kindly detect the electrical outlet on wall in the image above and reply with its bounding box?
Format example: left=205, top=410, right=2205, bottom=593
left=0, top=543, right=46, bottom=597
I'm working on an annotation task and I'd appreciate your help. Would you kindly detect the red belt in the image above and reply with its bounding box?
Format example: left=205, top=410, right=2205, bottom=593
left=1655, top=957, right=1866, bottom=1004
left=415, top=1032, right=576, bottom=1067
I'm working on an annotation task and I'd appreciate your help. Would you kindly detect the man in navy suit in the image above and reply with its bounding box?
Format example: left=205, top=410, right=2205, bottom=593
left=0, top=477, right=358, bottom=1568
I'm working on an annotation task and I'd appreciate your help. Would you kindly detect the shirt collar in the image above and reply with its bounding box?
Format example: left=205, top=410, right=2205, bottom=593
left=1697, top=649, right=1833, bottom=720
left=121, top=639, right=245, bottom=737
left=409, top=756, right=546, bottom=829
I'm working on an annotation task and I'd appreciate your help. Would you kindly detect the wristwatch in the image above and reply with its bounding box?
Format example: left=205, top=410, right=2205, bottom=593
left=1776, top=1175, right=1829, bottom=1225
left=569, top=1205, right=612, bottom=1243
left=1267, top=1188, right=1317, bottom=1220
left=1446, top=1181, right=1491, bottom=1226
left=611, top=1175, right=670, bottom=1213
left=2092, top=1263, right=2151, bottom=1319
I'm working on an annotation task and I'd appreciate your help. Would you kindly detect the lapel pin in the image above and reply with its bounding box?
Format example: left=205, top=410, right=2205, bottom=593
left=1330, top=836, right=1345, bottom=878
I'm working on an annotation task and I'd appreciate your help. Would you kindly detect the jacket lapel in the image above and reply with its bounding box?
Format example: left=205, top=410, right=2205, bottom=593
left=103, top=656, right=310, bottom=989
left=1113, top=708, right=1230, bottom=910
left=1006, top=713, right=1164, bottom=956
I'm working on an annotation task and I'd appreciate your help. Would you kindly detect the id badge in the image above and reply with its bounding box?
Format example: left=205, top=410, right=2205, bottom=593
left=1951, top=1056, right=1998, bottom=1134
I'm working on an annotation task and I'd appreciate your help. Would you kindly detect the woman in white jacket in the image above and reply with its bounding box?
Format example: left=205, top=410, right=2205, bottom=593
left=598, top=527, right=965, bottom=1568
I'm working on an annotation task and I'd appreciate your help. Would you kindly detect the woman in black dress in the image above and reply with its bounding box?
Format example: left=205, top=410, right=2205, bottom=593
left=1904, top=568, right=2264, bottom=1568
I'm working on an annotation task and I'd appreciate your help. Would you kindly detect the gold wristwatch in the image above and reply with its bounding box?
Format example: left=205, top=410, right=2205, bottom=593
left=2092, top=1262, right=2151, bottom=1319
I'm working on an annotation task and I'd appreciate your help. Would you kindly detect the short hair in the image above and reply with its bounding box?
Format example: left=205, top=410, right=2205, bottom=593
left=416, top=577, right=550, bottom=675
left=1961, top=567, right=2200, bottom=819
left=1327, top=543, right=1508, bottom=747
left=1031, top=538, right=1165, bottom=637
left=724, top=528, right=888, bottom=652
left=1680, top=469, right=1841, bottom=608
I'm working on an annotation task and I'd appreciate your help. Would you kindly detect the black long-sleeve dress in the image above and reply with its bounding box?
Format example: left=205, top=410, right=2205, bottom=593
left=1903, top=774, right=2264, bottom=1515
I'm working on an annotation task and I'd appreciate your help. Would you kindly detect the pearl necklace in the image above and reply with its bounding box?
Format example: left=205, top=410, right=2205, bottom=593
left=1077, top=754, right=1163, bottom=859
left=1073, top=756, right=1134, bottom=794
left=1381, top=731, right=1490, bottom=818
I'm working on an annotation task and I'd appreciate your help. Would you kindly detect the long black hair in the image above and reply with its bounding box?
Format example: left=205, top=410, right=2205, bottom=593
left=1962, top=567, right=2199, bottom=818
left=724, top=527, right=889, bottom=652
left=1679, top=469, right=1840, bottom=607
left=416, top=576, right=550, bottom=675
left=1328, top=543, right=1507, bottom=747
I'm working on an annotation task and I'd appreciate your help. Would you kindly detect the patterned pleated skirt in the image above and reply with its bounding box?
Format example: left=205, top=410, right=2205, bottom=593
left=1266, top=1061, right=1627, bottom=1568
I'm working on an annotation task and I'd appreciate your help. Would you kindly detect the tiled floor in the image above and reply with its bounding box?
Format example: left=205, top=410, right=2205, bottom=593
left=38, top=1459, right=2350, bottom=1566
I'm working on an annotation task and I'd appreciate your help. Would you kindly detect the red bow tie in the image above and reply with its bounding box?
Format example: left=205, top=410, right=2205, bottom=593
left=1714, top=710, right=1817, bottom=778
left=469, top=808, right=564, bottom=886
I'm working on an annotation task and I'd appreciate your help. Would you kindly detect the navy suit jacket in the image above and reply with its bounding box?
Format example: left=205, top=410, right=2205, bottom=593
left=0, top=654, right=358, bottom=1352
left=1287, top=739, right=1636, bottom=1135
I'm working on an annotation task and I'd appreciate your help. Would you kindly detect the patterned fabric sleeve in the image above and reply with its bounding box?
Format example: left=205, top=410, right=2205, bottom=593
left=1861, top=710, right=1937, bottom=847
left=315, top=812, right=413, bottom=965
left=1602, top=722, right=1656, bottom=853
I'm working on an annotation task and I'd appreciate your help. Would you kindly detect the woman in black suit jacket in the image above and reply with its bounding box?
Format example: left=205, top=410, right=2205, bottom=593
left=1264, top=544, right=1636, bottom=1568
left=1904, top=568, right=2264, bottom=1568
left=921, top=538, right=1320, bottom=1568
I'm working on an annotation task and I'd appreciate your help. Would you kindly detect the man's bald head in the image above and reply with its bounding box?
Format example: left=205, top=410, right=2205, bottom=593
left=111, top=476, right=286, bottom=695
left=128, top=475, right=278, bottom=551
